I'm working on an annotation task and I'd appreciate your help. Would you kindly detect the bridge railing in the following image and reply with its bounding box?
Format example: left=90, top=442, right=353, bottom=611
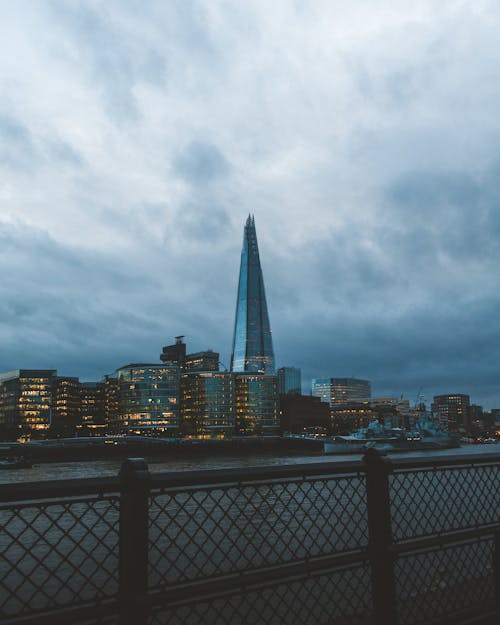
left=1, top=450, right=499, bottom=625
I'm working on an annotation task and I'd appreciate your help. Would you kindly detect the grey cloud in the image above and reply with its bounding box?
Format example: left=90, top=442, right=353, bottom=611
left=1, top=2, right=500, bottom=407
left=0, top=114, right=36, bottom=169
left=173, top=141, right=230, bottom=185
left=46, top=139, right=84, bottom=167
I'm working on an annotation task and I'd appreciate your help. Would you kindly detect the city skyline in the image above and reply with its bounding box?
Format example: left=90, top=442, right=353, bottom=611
left=1, top=2, right=500, bottom=407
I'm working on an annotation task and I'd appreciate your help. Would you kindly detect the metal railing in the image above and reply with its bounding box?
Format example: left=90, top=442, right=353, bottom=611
left=1, top=450, right=499, bottom=625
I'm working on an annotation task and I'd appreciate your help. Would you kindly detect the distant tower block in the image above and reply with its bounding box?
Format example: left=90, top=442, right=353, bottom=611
left=231, top=215, right=275, bottom=374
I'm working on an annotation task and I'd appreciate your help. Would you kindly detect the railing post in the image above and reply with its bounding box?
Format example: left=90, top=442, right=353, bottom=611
left=363, top=448, right=398, bottom=625
left=495, top=530, right=500, bottom=619
left=119, top=458, right=151, bottom=625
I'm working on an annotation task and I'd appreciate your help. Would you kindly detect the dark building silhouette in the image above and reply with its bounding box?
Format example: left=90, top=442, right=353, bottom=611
left=231, top=215, right=275, bottom=374
left=279, top=394, right=330, bottom=433
left=160, top=336, right=187, bottom=366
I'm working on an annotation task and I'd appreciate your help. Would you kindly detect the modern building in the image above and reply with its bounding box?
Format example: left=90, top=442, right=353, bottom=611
left=53, top=376, right=82, bottom=432
left=80, top=381, right=107, bottom=430
left=311, top=377, right=371, bottom=408
left=113, top=363, right=180, bottom=432
left=330, top=402, right=376, bottom=434
left=431, top=394, right=471, bottom=431
left=0, top=369, right=56, bottom=432
left=181, top=371, right=235, bottom=437
left=279, top=394, right=330, bottom=434
left=160, top=336, right=186, bottom=366
left=185, top=351, right=220, bottom=372
left=231, top=215, right=275, bottom=374
left=277, top=367, right=301, bottom=396
left=234, top=373, right=279, bottom=435
left=161, top=337, right=220, bottom=372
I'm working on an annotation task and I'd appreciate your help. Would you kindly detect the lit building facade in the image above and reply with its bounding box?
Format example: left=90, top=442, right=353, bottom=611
left=431, top=394, right=471, bottom=431
left=53, top=376, right=81, bottom=432
left=312, top=377, right=371, bottom=407
left=80, top=381, right=107, bottom=430
left=114, top=363, right=180, bottom=432
left=277, top=367, right=301, bottom=396
left=0, top=369, right=55, bottom=431
left=234, top=373, right=279, bottom=435
left=231, top=215, right=275, bottom=374
left=181, top=372, right=235, bottom=437
left=185, top=351, right=220, bottom=372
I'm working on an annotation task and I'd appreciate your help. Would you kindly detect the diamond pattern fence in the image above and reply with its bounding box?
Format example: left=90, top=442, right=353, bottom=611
left=389, top=462, right=499, bottom=542
left=1, top=453, right=499, bottom=625
left=395, top=538, right=496, bottom=625
left=148, top=474, right=368, bottom=588
left=148, top=563, right=372, bottom=625
left=0, top=494, right=120, bottom=620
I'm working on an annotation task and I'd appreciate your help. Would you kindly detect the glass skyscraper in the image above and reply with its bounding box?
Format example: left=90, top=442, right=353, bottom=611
left=231, top=215, right=275, bottom=374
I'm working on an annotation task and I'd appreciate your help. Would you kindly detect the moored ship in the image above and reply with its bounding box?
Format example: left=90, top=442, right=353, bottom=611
left=323, top=416, right=460, bottom=454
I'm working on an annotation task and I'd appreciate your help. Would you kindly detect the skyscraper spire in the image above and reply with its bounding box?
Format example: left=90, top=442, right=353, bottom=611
left=230, top=215, right=275, bottom=374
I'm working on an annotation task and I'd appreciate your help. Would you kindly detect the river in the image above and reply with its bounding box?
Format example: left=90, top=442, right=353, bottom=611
left=1, top=442, right=498, bottom=484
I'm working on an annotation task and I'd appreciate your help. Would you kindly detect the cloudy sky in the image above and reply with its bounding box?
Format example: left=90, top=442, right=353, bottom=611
left=1, top=0, right=500, bottom=408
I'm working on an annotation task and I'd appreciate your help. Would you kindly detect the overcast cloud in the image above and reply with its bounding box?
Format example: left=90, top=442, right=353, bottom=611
left=1, top=0, right=500, bottom=407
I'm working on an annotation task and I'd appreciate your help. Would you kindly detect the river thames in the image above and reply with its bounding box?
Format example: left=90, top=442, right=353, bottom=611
left=1, top=442, right=498, bottom=483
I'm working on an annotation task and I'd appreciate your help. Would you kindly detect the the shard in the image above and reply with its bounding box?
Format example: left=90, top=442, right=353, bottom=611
left=230, top=215, right=275, bottom=374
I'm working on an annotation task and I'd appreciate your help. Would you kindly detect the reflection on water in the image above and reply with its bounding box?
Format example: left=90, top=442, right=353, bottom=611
left=0, top=443, right=498, bottom=484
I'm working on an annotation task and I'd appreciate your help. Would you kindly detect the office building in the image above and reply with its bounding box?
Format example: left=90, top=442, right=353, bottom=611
left=161, top=337, right=220, bottom=372
left=113, top=363, right=180, bottom=432
left=279, top=394, right=330, bottom=434
left=311, top=377, right=371, bottom=408
left=0, top=369, right=55, bottom=431
left=278, top=367, right=301, bottom=396
left=234, top=373, right=279, bottom=435
left=160, top=336, right=186, bottom=366
left=53, top=376, right=81, bottom=432
left=185, top=350, right=220, bottom=372
left=181, top=371, right=235, bottom=437
left=231, top=215, right=275, bottom=374
left=80, top=381, right=107, bottom=430
left=431, top=394, right=471, bottom=431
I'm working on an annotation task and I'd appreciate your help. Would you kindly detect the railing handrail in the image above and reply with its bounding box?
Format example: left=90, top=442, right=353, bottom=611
left=1, top=450, right=499, bottom=502
left=1, top=450, right=499, bottom=625
left=0, top=475, right=121, bottom=502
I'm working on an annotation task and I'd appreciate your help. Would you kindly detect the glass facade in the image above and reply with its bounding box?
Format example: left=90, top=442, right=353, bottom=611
left=431, top=394, right=471, bottom=431
left=231, top=215, right=275, bottom=374
left=0, top=369, right=55, bottom=430
left=114, top=364, right=180, bottom=432
left=181, top=372, right=235, bottom=437
left=277, top=366, right=301, bottom=395
left=312, top=377, right=371, bottom=408
left=54, top=376, right=81, bottom=431
left=234, top=373, right=279, bottom=435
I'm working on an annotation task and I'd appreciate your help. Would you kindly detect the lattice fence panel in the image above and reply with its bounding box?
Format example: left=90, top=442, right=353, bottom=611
left=389, top=463, right=499, bottom=541
left=149, top=474, right=367, bottom=588
left=148, top=564, right=372, bottom=625
left=0, top=495, right=120, bottom=619
left=395, top=538, right=496, bottom=625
